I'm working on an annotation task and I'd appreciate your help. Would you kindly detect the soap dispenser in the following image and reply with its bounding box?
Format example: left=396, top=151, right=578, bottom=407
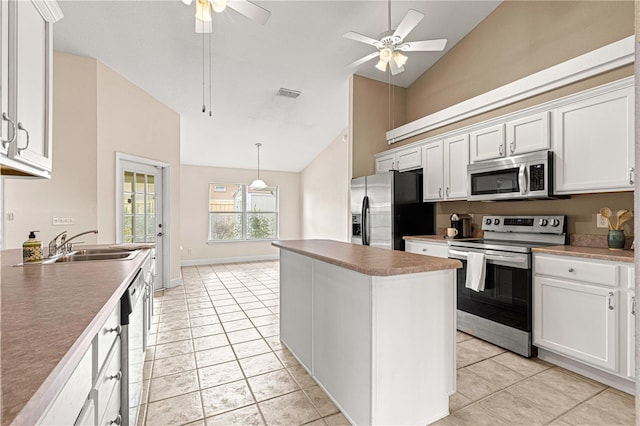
left=23, top=231, right=43, bottom=263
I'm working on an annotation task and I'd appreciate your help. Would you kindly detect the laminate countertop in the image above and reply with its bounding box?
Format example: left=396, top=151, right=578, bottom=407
left=272, top=239, right=461, bottom=276
left=1, top=246, right=151, bottom=426
left=532, top=245, right=634, bottom=263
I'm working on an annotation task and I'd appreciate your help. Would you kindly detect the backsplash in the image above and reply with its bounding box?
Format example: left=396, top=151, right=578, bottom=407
left=435, top=192, right=634, bottom=243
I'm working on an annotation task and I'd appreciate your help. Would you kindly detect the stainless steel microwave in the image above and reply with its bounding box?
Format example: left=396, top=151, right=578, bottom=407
left=468, top=151, right=558, bottom=201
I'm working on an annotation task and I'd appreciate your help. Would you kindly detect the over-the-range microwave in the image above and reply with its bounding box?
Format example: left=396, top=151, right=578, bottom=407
left=467, top=150, right=563, bottom=201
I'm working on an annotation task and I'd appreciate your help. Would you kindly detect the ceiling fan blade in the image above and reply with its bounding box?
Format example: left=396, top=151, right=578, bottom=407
left=343, top=31, right=380, bottom=47
left=402, top=39, right=448, bottom=52
left=347, top=52, right=380, bottom=68
left=389, top=59, right=405, bottom=76
left=228, top=0, right=271, bottom=25
left=392, top=9, right=424, bottom=41
left=181, top=0, right=193, bottom=5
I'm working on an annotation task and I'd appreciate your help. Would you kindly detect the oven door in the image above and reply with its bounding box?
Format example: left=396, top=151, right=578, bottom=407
left=449, top=248, right=532, bottom=332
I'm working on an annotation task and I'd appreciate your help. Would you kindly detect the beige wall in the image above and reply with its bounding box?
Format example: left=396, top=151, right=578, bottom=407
left=3, top=53, right=182, bottom=284
left=300, top=129, right=350, bottom=241
left=4, top=54, right=99, bottom=250
left=351, top=75, right=405, bottom=178
left=95, top=61, right=181, bottom=284
left=180, top=165, right=300, bottom=264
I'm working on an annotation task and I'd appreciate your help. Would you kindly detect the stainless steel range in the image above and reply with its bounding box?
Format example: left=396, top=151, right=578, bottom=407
left=448, top=215, right=567, bottom=357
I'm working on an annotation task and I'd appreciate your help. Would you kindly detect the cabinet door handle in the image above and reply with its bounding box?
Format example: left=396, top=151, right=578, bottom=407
left=629, top=167, right=635, bottom=185
left=1, top=113, right=16, bottom=148
left=16, top=123, right=30, bottom=154
left=108, top=371, right=122, bottom=381
left=422, top=248, right=428, bottom=252
left=568, top=267, right=574, bottom=272
left=608, top=292, right=615, bottom=310
left=110, top=414, right=122, bottom=425
left=106, top=325, right=122, bottom=335
left=509, top=141, right=515, bottom=154
left=438, top=188, right=442, bottom=198
left=446, top=187, right=450, bottom=197
left=632, top=296, right=636, bottom=316
left=498, top=144, right=504, bottom=156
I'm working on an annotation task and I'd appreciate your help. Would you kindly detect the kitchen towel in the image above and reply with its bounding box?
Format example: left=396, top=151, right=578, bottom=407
left=465, top=252, right=486, bottom=292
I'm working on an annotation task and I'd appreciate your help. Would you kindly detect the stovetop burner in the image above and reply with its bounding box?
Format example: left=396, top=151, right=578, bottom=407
left=448, top=238, right=559, bottom=253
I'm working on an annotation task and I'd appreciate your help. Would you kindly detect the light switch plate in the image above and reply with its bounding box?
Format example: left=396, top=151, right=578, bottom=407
left=596, top=213, right=609, bottom=228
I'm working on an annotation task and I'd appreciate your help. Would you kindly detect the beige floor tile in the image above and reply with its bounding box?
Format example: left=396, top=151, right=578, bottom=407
left=190, top=308, right=217, bottom=318
left=227, top=328, right=263, bottom=344
left=215, top=304, right=243, bottom=314
left=251, top=315, right=279, bottom=327
left=146, top=391, right=203, bottom=425
left=245, top=307, right=273, bottom=318
left=449, top=392, right=473, bottom=412
left=193, top=333, right=229, bottom=352
left=247, top=368, right=300, bottom=401
left=466, top=358, right=525, bottom=390
left=456, top=338, right=505, bottom=368
left=195, top=345, right=236, bottom=368
left=559, top=401, right=629, bottom=425
left=205, top=404, right=265, bottom=426
left=529, top=368, right=605, bottom=401
left=149, top=370, right=200, bottom=402
left=456, top=331, right=474, bottom=343
left=257, top=324, right=280, bottom=338
left=201, top=379, right=255, bottom=417
left=222, top=318, right=255, bottom=333
left=259, top=390, right=321, bottom=425
left=190, top=315, right=220, bottom=327
left=322, top=412, right=351, bottom=426
left=239, top=352, right=284, bottom=377
left=191, top=324, right=225, bottom=338
left=198, top=360, right=245, bottom=389
left=565, top=388, right=635, bottom=425
left=507, top=377, right=584, bottom=418
left=288, top=365, right=317, bottom=389
left=264, top=335, right=283, bottom=351
left=240, top=301, right=265, bottom=310
left=304, top=386, right=339, bottom=416
left=232, top=338, right=272, bottom=359
left=158, top=318, right=191, bottom=332
left=274, top=348, right=301, bottom=368
left=441, top=404, right=510, bottom=426
left=455, top=368, right=496, bottom=402
left=491, top=351, right=552, bottom=377
left=219, top=311, right=248, bottom=322
left=152, top=353, right=197, bottom=378
left=145, top=346, right=156, bottom=362
left=479, top=389, right=554, bottom=425
left=155, top=340, right=194, bottom=359
left=156, top=328, right=192, bottom=345
left=303, top=419, right=326, bottom=426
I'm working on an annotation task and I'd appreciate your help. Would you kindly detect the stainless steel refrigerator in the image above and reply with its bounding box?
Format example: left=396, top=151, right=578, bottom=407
left=351, top=171, right=436, bottom=251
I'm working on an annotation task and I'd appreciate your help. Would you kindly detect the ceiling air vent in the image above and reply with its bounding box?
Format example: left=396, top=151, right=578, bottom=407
left=277, top=88, right=301, bottom=99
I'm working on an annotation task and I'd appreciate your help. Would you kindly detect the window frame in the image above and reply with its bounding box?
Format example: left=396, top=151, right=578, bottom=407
left=207, top=183, right=279, bottom=242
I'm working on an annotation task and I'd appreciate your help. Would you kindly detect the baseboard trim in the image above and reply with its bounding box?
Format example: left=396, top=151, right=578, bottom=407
left=181, top=254, right=279, bottom=267
left=167, top=276, right=183, bottom=289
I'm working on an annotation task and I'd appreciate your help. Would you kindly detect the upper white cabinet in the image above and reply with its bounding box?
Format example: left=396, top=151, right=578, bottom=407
left=469, top=123, right=504, bottom=162
left=506, top=111, right=550, bottom=156
left=375, top=146, right=422, bottom=173
left=1, top=0, right=61, bottom=178
left=553, top=86, right=634, bottom=194
left=0, top=0, right=9, bottom=156
left=423, top=134, right=469, bottom=202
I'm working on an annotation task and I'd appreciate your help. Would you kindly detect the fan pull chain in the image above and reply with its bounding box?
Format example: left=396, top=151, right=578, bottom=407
left=201, top=29, right=206, bottom=113
left=208, top=30, right=213, bottom=117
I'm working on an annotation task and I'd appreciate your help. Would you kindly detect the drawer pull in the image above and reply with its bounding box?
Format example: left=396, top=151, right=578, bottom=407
left=608, top=292, right=615, bottom=311
left=106, top=325, right=121, bottom=335
left=568, top=268, right=574, bottom=272
left=108, top=371, right=122, bottom=381
left=422, top=248, right=428, bottom=252
left=110, top=414, right=122, bottom=425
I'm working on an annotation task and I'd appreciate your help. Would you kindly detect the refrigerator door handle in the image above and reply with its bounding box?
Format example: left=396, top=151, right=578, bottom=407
left=362, top=196, right=370, bottom=245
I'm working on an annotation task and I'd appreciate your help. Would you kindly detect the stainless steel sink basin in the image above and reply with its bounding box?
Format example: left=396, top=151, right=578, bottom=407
left=43, top=250, right=139, bottom=264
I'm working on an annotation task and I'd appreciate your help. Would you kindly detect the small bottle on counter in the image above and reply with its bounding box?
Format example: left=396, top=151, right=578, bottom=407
left=23, top=231, right=43, bottom=263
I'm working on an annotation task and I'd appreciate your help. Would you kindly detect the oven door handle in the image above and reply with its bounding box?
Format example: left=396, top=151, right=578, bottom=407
left=448, top=249, right=528, bottom=265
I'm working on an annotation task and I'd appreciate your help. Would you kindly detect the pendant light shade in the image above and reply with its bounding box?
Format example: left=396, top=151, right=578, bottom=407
left=250, top=143, right=268, bottom=190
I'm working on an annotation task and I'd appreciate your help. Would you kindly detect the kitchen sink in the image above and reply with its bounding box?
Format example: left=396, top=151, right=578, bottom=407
left=43, top=250, right=139, bottom=264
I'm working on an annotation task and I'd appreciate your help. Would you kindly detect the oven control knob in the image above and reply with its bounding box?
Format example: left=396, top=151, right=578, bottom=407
left=539, top=218, right=549, bottom=226
left=551, top=218, right=561, bottom=227
left=485, top=218, right=492, bottom=225
left=494, top=218, right=500, bottom=225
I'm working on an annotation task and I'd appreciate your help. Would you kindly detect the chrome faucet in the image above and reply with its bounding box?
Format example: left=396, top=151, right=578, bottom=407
left=49, top=229, right=99, bottom=257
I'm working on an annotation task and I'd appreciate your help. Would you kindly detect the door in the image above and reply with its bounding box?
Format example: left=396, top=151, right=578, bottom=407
left=119, top=159, right=164, bottom=290
left=444, top=134, right=469, bottom=200
left=422, top=142, right=443, bottom=201
left=366, top=173, right=392, bottom=250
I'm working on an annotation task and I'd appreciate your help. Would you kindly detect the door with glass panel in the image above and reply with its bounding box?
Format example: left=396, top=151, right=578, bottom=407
left=121, top=161, right=163, bottom=289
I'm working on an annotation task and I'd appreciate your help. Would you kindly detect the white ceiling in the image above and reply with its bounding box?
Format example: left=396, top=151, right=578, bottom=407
left=54, top=0, right=501, bottom=172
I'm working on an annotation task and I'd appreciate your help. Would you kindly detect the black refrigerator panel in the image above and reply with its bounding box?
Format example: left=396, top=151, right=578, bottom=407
left=391, top=171, right=436, bottom=251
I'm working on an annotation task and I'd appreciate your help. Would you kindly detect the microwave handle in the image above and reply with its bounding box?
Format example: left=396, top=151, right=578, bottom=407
left=518, top=164, right=528, bottom=195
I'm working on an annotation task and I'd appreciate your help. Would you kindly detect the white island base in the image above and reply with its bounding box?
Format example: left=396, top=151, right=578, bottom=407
left=278, top=247, right=457, bottom=425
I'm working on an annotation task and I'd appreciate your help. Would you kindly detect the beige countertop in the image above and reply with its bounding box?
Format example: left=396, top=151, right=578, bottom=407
left=403, top=235, right=478, bottom=244
left=532, top=245, right=634, bottom=263
left=1, top=246, right=151, bottom=426
left=272, top=239, right=462, bottom=276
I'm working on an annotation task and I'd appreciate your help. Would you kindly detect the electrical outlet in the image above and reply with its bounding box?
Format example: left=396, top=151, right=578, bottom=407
left=52, top=217, right=75, bottom=226
left=596, top=213, right=609, bottom=228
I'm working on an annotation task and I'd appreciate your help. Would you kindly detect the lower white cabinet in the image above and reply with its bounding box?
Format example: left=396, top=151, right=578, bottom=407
left=405, top=240, right=449, bottom=259
left=534, top=254, right=634, bottom=381
left=626, top=292, right=635, bottom=379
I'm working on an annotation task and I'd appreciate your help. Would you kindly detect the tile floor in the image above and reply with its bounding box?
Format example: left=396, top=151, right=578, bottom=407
left=139, top=260, right=635, bottom=426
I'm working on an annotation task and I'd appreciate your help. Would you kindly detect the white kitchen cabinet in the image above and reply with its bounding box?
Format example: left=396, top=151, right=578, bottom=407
left=422, top=134, right=469, bottom=201
left=469, top=123, right=505, bottom=162
left=375, top=146, right=422, bottom=173
left=1, top=0, right=61, bottom=178
left=0, top=0, right=9, bottom=156
left=405, top=240, right=449, bottom=259
left=505, top=111, right=550, bottom=156
left=626, top=292, right=635, bottom=379
left=553, top=86, right=634, bottom=194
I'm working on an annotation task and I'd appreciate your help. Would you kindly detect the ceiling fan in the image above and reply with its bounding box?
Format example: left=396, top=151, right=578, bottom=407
left=344, top=2, right=447, bottom=75
left=181, top=0, right=271, bottom=33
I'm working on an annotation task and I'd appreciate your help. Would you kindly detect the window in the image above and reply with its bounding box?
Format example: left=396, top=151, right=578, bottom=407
left=208, top=183, right=279, bottom=241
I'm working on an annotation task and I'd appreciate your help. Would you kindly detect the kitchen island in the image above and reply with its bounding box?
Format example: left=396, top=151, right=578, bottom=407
left=272, top=239, right=462, bottom=426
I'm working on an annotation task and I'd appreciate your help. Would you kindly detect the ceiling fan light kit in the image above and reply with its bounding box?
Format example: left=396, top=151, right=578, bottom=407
left=185, top=0, right=271, bottom=34
left=344, top=2, right=447, bottom=75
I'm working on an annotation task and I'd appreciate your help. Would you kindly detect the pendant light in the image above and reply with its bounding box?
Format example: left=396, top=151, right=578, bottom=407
left=249, top=143, right=268, bottom=190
